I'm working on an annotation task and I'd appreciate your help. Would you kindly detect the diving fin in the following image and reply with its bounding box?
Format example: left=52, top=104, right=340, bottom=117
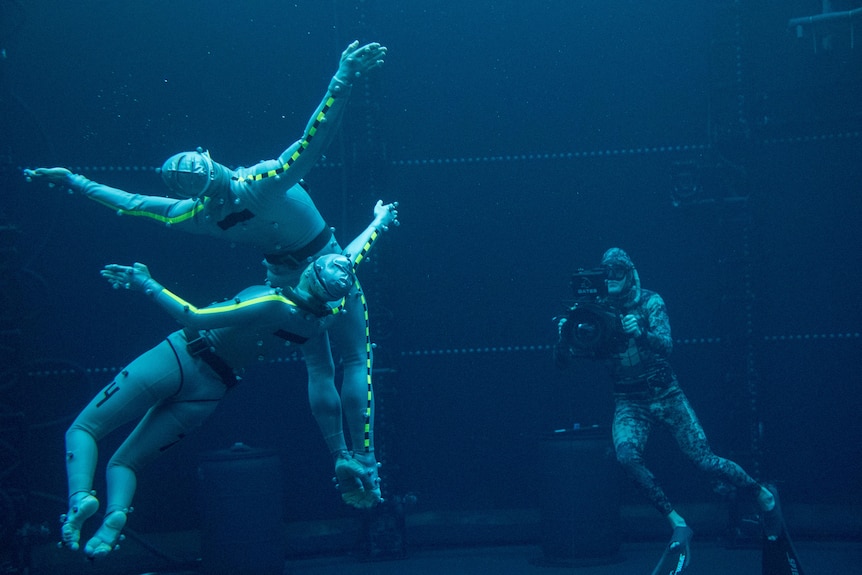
left=762, top=526, right=806, bottom=575
left=650, top=526, right=693, bottom=575
left=761, top=483, right=806, bottom=575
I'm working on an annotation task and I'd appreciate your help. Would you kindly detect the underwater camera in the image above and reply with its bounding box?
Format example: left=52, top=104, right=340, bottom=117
left=560, top=268, right=626, bottom=356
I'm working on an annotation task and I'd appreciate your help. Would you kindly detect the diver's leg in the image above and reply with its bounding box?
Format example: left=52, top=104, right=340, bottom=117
left=83, top=340, right=223, bottom=558
left=663, top=388, right=757, bottom=488
left=302, top=332, right=346, bottom=456
left=615, top=394, right=693, bottom=574
left=612, top=397, right=671, bottom=516
left=661, top=387, right=779, bottom=539
left=61, top=341, right=179, bottom=551
left=84, top=378, right=224, bottom=558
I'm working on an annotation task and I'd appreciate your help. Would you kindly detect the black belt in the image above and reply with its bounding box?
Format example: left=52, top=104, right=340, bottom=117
left=184, top=328, right=239, bottom=388
left=274, top=329, right=308, bottom=344
left=614, top=366, right=674, bottom=394
left=264, top=227, right=332, bottom=269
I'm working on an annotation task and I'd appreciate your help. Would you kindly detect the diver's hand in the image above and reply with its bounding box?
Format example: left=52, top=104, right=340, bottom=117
left=23, top=167, right=72, bottom=186
left=554, top=316, right=574, bottom=368
left=621, top=314, right=643, bottom=338
left=556, top=316, right=569, bottom=338
left=372, top=200, right=399, bottom=231
left=334, top=452, right=383, bottom=509
left=554, top=342, right=573, bottom=369
left=352, top=451, right=383, bottom=508
left=335, top=41, right=387, bottom=85
left=101, top=263, right=157, bottom=293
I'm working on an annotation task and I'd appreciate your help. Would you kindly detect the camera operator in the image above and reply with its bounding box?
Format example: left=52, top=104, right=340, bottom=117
left=554, top=248, right=782, bottom=572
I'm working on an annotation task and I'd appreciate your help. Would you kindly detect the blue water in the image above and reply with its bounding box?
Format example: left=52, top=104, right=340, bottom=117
left=2, top=0, right=860, bottom=539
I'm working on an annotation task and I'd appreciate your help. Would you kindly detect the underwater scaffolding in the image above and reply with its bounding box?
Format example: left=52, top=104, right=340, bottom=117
left=789, top=5, right=862, bottom=52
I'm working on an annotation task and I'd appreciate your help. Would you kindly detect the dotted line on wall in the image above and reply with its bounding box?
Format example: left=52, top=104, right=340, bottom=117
left=21, top=332, right=860, bottom=377
left=18, top=129, right=860, bottom=176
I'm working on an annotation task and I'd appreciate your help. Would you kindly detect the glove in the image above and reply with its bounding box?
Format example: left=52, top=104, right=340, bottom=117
left=334, top=452, right=382, bottom=509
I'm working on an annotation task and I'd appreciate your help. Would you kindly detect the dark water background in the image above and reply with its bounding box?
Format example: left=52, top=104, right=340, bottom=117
left=1, top=1, right=860, bottom=535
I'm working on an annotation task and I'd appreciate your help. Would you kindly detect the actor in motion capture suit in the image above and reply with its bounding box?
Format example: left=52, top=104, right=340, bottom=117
left=59, top=200, right=398, bottom=559
left=554, top=248, right=791, bottom=575
left=24, top=40, right=388, bottom=517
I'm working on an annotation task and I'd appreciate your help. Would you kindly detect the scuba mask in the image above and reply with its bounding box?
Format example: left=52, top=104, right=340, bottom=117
left=606, top=264, right=631, bottom=281
left=601, top=247, right=636, bottom=296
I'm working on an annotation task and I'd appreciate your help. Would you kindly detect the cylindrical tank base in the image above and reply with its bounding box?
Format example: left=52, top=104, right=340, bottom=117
left=198, top=443, right=284, bottom=575
left=535, top=427, right=622, bottom=566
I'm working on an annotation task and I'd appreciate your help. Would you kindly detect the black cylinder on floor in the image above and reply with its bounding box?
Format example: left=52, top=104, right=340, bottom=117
left=198, top=443, right=284, bottom=575
left=537, top=426, right=621, bottom=564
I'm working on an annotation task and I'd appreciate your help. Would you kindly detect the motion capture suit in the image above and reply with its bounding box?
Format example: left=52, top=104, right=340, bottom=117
left=63, top=215, right=390, bottom=557
left=50, top=54, right=379, bottom=463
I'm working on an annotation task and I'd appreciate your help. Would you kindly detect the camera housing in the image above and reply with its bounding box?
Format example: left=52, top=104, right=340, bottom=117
left=560, top=268, right=627, bottom=357
left=570, top=268, right=609, bottom=301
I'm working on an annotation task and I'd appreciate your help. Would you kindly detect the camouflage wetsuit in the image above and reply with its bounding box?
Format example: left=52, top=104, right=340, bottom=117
left=559, top=248, right=761, bottom=516
left=606, top=287, right=760, bottom=516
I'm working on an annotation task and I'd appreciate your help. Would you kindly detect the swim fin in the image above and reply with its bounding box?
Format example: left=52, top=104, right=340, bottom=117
left=762, top=525, right=806, bottom=575
left=650, top=526, right=693, bottom=575
left=761, top=484, right=806, bottom=575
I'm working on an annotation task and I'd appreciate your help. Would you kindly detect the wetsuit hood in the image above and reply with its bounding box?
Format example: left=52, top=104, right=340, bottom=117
left=601, top=247, right=642, bottom=308
left=159, top=148, right=232, bottom=199
left=295, top=254, right=354, bottom=311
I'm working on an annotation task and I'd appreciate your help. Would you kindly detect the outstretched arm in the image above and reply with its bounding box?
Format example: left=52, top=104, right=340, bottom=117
left=326, top=200, right=397, bottom=509
left=23, top=42, right=387, bottom=224
left=343, top=200, right=399, bottom=267
left=232, top=41, right=387, bottom=191
left=24, top=167, right=206, bottom=227
left=100, top=263, right=297, bottom=330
